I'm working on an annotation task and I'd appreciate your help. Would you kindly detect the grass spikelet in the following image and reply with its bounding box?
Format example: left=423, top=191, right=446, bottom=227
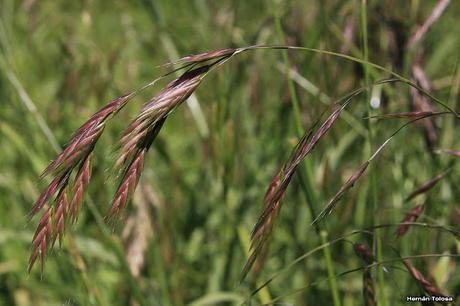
left=69, top=155, right=92, bottom=224
left=313, top=161, right=369, bottom=225
left=160, top=48, right=237, bottom=68
left=28, top=208, right=53, bottom=273
left=354, top=243, right=375, bottom=264
left=396, top=204, right=424, bottom=238
left=42, top=93, right=133, bottom=178
left=363, top=268, right=377, bottom=306
left=402, top=259, right=445, bottom=297
left=111, top=62, right=230, bottom=222
left=115, top=66, right=211, bottom=170
left=405, top=170, right=450, bottom=202
left=251, top=102, right=351, bottom=236
left=52, top=190, right=69, bottom=246
left=29, top=172, right=70, bottom=218
left=108, top=150, right=146, bottom=223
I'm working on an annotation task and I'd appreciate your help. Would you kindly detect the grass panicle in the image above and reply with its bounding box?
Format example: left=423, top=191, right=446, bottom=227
left=242, top=100, right=353, bottom=281
left=28, top=49, right=236, bottom=272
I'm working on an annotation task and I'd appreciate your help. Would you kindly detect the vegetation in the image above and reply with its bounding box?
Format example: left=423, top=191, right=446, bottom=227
left=1, top=1, right=459, bottom=305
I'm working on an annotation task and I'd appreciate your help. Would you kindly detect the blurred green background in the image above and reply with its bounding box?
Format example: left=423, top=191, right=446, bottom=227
left=1, top=0, right=460, bottom=305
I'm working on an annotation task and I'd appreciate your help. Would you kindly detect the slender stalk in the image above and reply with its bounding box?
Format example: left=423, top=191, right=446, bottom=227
left=273, top=4, right=303, bottom=136
left=238, top=45, right=458, bottom=116
left=272, top=5, right=341, bottom=305
left=320, top=231, right=341, bottom=306
left=360, top=2, right=387, bottom=305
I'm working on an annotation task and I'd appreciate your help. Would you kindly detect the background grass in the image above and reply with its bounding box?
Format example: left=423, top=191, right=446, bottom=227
left=1, top=0, right=460, bottom=305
